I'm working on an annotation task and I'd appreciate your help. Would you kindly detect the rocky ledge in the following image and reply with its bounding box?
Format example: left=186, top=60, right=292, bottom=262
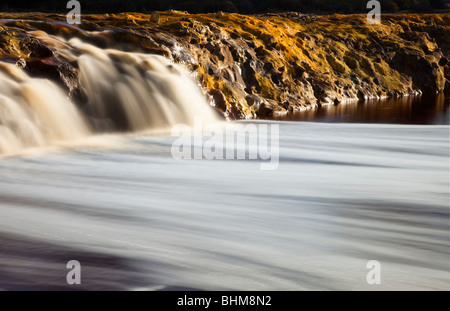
left=0, top=12, right=449, bottom=118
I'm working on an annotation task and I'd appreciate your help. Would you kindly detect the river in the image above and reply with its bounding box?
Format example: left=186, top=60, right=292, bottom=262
left=0, top=102, right=448, bottom=289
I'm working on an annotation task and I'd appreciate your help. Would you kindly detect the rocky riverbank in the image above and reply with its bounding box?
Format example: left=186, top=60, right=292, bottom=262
left=1, top=12, right=449, bottom=118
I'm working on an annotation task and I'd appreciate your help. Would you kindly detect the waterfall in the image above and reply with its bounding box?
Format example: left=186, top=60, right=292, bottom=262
left=72, top=39, right=218, bottom=131
left=0, top=33, right=218, bottom=155
left=0, top=62, right=90, bottom=155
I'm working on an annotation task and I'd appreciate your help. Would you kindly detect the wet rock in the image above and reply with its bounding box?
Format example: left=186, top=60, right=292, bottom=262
left=326, top=55, right=348, bottom=74
left=150, top=11, right=160, bottom=24
left=25, top=58, right=81, bottom=99
left=208, top=89, right=228, bottom=113
left=20, top=37, right=53, bottom=58
left=439, top=57, right=448, bottom=66
left=257, top=102, right=274, bottom=117
left=392, top=51, right=445, bottom=93
left=15, top=58, right=26, bottom=69
left=445, top=79, right=450, bottom=96
left=1, top=12, right=448, bottom=118
left=110, top=29, right=159, bottom=50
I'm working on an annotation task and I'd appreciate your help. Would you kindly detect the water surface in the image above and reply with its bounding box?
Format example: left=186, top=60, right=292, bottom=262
left=271, top=94, right=450, bottom=125
left=0, top=122, right=448, bottom=290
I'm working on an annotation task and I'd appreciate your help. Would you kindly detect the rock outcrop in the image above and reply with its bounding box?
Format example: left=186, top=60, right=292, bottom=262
left=1, top=12, right=449, bottom=118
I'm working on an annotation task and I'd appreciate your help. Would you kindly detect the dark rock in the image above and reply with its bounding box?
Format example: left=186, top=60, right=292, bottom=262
left=208, top=89, right=228, bottom=113
left=445, top=79, right=450, bottom=97
left=25, top=58, right=81, bottom=99
left=439, top=57, right=448, bottom=66
left=150, top=11, right=160, bottom=24
left=257, top=102, right=274, bottom=117
left=26, top=40, right=53, bottom=58
left=392, top=51, right=445, bottom=92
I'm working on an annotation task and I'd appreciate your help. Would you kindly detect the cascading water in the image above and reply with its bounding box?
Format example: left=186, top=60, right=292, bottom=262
left=0, top=31, right=219, bottom=155
left=0, top=62, right=90, bottom=155
left=72, top=39, right=219, bottom=131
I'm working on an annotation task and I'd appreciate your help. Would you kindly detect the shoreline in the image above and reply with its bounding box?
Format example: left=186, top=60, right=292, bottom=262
left=1, top=12, right=449, bottom=119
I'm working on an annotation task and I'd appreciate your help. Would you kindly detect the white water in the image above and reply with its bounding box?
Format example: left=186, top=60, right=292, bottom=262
left=0, top=62, right=89, bottom=155
left=72, top=39, right=218, bottom=130
left=0, top=34, right=218, bottom=155
left=0, top=122, right=448, bottom=290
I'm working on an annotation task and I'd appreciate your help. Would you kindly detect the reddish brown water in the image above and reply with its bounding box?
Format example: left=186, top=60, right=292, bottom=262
left=270, top=94, right=450, bottom=125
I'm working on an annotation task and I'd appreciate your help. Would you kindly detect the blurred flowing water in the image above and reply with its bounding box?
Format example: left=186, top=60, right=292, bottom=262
left=0, top=121, right=448, bottom=290
left=0, top=35, right=218, bottom=155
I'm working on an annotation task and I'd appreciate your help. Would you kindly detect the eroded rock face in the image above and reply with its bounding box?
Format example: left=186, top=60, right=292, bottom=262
left=0, top=12, right=449, bottom=118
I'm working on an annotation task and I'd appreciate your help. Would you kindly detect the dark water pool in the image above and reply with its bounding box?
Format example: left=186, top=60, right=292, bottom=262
left=270, top=94, right=450, bottom=125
